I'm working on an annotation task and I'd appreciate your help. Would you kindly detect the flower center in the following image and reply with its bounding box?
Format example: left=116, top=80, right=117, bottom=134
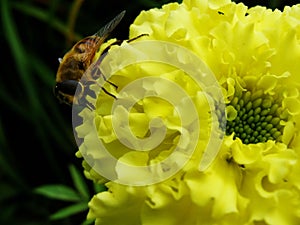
left=226, top=89, right=284, bottom=144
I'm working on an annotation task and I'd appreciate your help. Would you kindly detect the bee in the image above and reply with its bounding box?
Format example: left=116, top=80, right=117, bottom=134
left=54, top=10, right=126, bottom=106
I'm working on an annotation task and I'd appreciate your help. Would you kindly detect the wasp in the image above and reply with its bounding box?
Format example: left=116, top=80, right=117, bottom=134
left=55, top=10, right=139, bottom=107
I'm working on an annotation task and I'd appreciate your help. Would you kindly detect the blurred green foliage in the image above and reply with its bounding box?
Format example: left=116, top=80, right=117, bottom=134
left=0, top=0, right=298, bottom=224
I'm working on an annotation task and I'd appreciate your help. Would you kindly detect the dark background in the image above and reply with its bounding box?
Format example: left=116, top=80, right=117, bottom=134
left=1, top=0, right=299, bottom=224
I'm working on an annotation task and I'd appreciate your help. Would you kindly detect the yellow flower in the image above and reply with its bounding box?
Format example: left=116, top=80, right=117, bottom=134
left=74, top=0, right=300, bottom=224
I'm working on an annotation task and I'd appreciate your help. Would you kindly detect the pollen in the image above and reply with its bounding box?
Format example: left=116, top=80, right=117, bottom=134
left=225, top=89, right=286, bottom=144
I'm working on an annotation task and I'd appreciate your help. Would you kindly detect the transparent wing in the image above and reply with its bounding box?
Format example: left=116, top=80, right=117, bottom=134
left=94, top=10, right=126, bottom=38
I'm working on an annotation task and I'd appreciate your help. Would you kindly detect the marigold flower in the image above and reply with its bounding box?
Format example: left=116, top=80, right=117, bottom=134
left=74, top=0, right=300, bottom=224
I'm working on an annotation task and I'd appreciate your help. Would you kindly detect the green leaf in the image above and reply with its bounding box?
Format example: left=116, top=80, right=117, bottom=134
left=34, top=184, right=81, bottom=202
left=1, top=0, right=41, bottom=111
left=11, top=2, right=82, bottom=40
left=50, top=202, right=88, bottom=220
left=81, top=218, right=95, bottom=225
left=93, top=183, right=107, bottom=193
left=69, top=165, right=90, bottom=200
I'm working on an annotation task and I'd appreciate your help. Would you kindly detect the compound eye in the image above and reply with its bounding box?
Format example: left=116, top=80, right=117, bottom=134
left=55, top=80, right=80, bottom=96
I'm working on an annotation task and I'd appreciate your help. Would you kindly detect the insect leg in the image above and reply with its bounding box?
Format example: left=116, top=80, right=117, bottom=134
left=91, top=66, right=118, bottom=91
left=88, top=66, right=117, bottom=99
left=99, top=73, right=118, bottom=89
left=97, top=35, right=148, bottom=89
left=126, top=33, right=149, bottom=43
left=101, top=86, right=117, bottom=99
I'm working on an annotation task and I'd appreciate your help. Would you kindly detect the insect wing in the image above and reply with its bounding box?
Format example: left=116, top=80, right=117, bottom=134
left=94, top=10, right=126, bottom=39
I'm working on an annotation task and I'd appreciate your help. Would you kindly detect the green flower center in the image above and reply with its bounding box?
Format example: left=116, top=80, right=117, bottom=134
left=226, top=89, right=284, bottom=144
